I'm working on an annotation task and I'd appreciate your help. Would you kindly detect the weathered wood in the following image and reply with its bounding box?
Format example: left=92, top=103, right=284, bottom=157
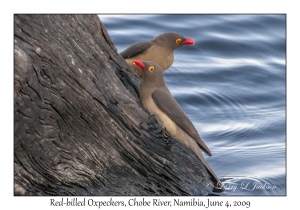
left=14, top=14, right=215, bottom=196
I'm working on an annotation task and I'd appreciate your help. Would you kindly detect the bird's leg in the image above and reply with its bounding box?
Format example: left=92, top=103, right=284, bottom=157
left=145, top=108, right=165, bottom=129
left=155, top=115, right=165, bottom=129
left=145, top=108, right=155, bottom=117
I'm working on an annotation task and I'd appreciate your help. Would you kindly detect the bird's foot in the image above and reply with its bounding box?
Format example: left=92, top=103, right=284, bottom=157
left=145, top=108, right=156, bottom=117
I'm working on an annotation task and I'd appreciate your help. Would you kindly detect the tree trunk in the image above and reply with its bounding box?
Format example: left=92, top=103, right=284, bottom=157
left=14, top=14, right=214, bottom=196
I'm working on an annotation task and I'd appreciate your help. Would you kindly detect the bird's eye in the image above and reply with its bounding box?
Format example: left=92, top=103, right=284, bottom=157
left=176, top=38, right=182, bottom=44
left=148, top=66, right=154, bottom=72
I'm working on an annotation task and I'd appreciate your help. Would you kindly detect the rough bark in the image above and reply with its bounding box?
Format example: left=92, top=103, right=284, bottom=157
left=14, top=14, right=214, bottom=196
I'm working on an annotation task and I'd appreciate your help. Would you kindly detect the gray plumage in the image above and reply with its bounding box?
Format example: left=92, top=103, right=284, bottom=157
left=134, top=59, right=222, bottom=187
left=121, top=32, right=195, bottom=77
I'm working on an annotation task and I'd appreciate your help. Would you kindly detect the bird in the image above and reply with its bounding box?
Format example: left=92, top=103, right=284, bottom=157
left=133, top=59, right=222, bottom=189
left=120, top=32, right=195, bottom=77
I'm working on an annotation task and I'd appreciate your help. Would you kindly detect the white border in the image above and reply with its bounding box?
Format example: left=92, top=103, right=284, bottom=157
left=3, top=1, right=297, bottom=209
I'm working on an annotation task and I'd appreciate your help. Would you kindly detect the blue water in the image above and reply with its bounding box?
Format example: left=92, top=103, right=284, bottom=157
left=99, top=14, right=286, bottom=196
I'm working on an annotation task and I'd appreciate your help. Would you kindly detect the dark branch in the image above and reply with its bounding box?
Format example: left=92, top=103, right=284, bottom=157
left=14, top=14, right=214, bottom=196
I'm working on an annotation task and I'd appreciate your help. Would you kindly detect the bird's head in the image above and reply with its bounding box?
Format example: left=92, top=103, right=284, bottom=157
left=133, top=60, right=165, bottom=85
left=154, top=32, right=195, bottom=51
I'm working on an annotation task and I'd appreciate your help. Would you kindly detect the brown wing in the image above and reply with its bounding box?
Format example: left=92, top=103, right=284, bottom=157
left=120, top=40, right=153, bottom=59
left=152, top=88, right=212, bottom=156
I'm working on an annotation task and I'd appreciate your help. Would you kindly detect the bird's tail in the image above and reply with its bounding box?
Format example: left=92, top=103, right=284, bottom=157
left=194, top=150, right=224, bottom=192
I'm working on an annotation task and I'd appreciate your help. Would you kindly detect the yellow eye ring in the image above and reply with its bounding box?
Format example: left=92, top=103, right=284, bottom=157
left=176, top=38, right=182, bottom=44
left=148, top=66, right=154, bottom=72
